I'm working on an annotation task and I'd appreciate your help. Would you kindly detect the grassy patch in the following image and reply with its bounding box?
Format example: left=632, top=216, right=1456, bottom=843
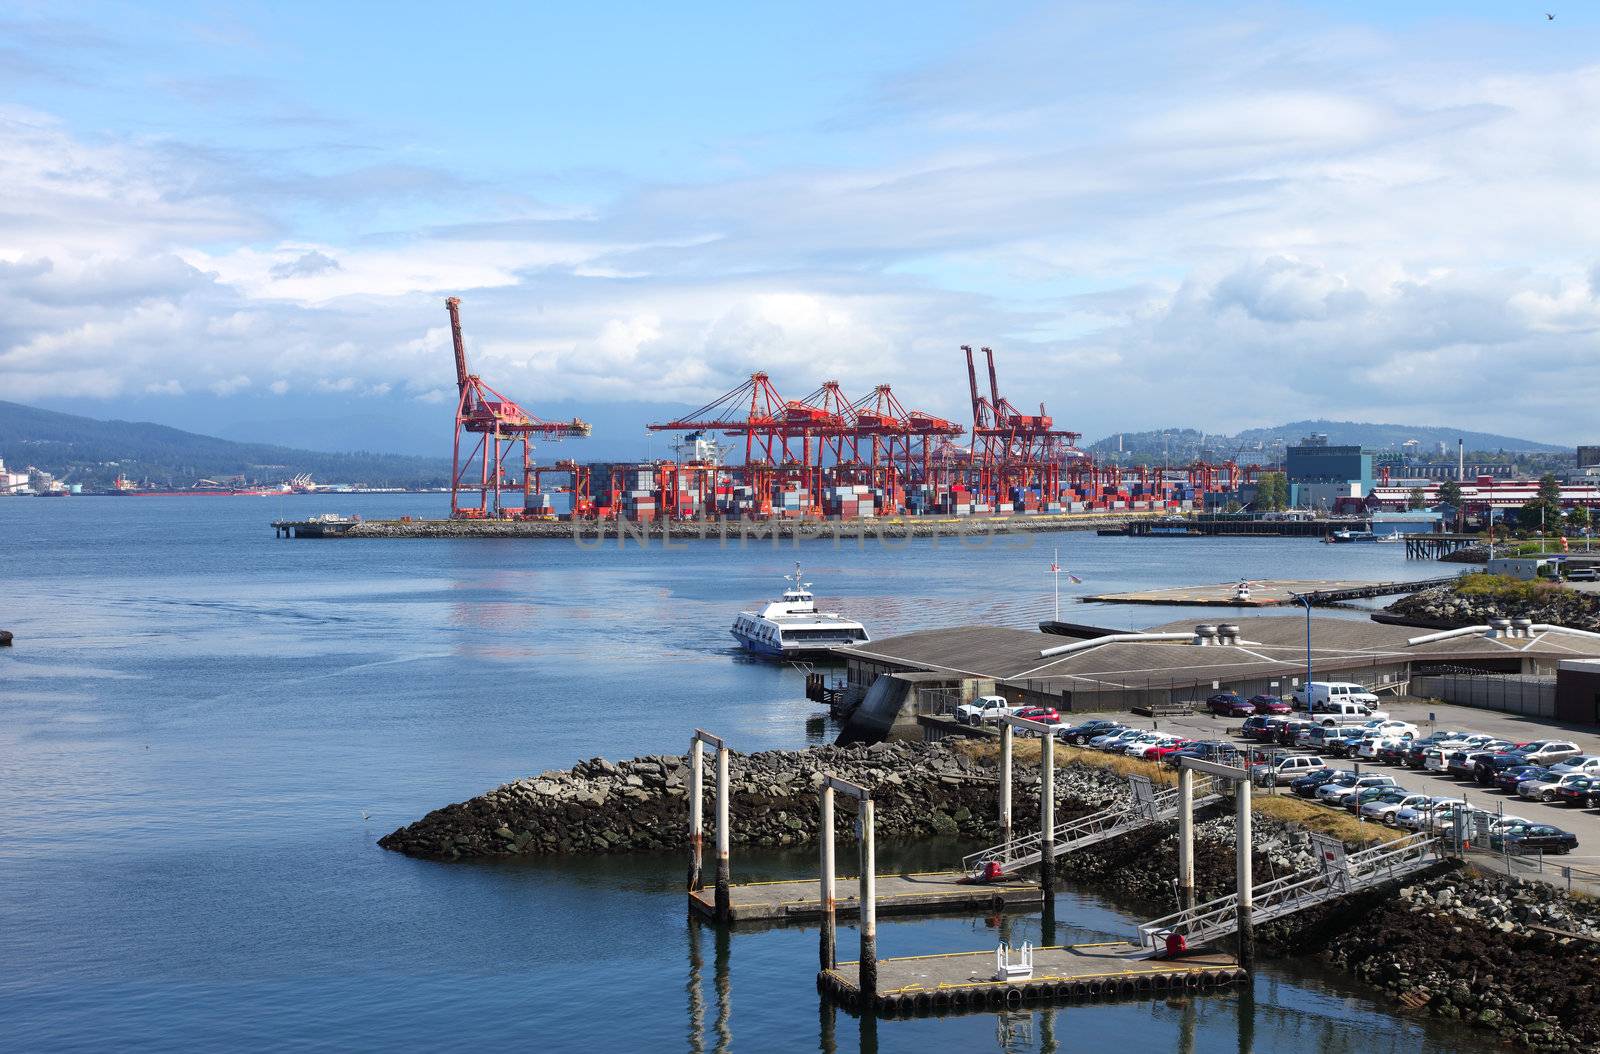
left=1454, top=572, right=1564, bottom=602
left=1253, top=794, right=1405, bottom=847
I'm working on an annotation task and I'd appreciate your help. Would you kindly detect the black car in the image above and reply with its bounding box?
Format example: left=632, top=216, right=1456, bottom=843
left=1058, top=719, right=1123, bottom=745
left=1290, top=768, right=1343, bottom=797
left=1474, top=751, right=1532, bottom=785
left=1490, top=823, right=1579, bottom=855
left=1375, top=740, right=1411, bottom=765
left=1240, top=716, right=1274, bottom=741
left=1553, top=776, right=1600, bottom=808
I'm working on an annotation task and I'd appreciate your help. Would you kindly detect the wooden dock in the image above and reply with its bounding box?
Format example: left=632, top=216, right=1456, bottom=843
left=820, top=941, right=1243, bottom=1014
left=689, top=871, right=1041, bottom=924
left=1083, top=576, right=1456, bottom=607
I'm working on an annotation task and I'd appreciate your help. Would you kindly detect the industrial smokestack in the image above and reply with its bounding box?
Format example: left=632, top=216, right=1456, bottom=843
left=1458, top=438, right=1464, bottom=482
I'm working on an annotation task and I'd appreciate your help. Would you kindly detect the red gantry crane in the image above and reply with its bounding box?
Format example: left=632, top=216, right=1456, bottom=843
left=962, top=345, right=1081, bottom=506
left=446, top=297, right=590, bottom=519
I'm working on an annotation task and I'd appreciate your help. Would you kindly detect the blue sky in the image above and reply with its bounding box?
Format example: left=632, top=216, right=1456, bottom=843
left=2, top=1, right=1599, bottom=456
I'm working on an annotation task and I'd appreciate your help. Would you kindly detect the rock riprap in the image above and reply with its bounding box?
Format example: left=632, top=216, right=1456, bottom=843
left=378, top=742, right=1134, bottom=860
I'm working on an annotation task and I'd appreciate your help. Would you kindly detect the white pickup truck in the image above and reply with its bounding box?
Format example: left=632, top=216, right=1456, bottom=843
left=955, top=695, right=1022, bottom=726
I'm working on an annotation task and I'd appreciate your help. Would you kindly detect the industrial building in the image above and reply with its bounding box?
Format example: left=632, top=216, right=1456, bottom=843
left=834, top=616, right=1600, bottom=741
left=1285, top=435, right=1373, bottom=511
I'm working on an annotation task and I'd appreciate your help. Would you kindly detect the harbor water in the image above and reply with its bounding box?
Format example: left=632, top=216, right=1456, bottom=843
left=1, top=495, right=1497, bottom=1052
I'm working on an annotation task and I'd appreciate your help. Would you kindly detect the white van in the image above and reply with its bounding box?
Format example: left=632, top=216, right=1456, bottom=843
left=1293, top=681, right=1381, bottom=712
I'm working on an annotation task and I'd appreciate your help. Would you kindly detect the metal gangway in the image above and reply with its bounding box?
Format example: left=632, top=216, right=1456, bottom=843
left=1136, top=830, right=1442, bottom=953
left=962, top=774, right=1224, bottom=876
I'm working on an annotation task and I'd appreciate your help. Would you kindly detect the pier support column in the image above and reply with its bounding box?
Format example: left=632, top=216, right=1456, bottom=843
left=715, top=744, right=731, bottom=922
left=1039, top=729, right=1056, bottom=897
left=819, top=784, right=836, bottom=971
left=1235, top=777, right=1254, bottom=972
left=998, top=722, right=1013, bottom=847
left=1178, top=767, right=1196, bottom=912
left=687, top=740, right=704, bottom=891
left=859, top=797, right=877, bottom=1004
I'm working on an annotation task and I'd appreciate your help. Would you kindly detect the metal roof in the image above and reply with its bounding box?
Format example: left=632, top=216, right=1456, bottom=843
left=837, top=615, right=1600, bottom=691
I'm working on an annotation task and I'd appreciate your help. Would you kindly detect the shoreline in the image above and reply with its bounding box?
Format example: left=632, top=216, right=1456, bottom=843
left=318, top=510, right=1175, bottom=541
left=380, top=741, right=1600, bottom=1050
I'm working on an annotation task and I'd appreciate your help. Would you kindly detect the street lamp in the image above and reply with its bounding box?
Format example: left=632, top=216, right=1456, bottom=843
left=1291, top=592, right=1313, bottom=703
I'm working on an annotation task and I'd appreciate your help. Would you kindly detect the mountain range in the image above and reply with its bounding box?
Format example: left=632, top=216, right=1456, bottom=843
left=0, top=400, right=451, bottom=488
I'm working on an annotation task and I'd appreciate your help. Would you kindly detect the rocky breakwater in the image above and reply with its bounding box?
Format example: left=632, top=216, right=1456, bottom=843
left=378, top=741, right=1136, bottom=860
left=1387, top=581, right=1600, bottom=631
left=1321, top=873, right=1600, bottom=1051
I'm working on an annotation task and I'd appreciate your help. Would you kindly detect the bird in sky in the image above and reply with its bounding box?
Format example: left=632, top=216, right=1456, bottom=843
left=1547, top=12, right=1555, bottom=19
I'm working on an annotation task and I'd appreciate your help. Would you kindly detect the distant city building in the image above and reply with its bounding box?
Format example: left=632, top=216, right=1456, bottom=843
left=1579, top=446, right=1600, bottom=471
left=1286, top=435, right=1372, bottom=510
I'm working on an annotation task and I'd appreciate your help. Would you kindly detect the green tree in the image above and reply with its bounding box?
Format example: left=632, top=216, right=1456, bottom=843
left=1254, top=472, right=1287, bottom=512
left=1407, top=487, right=1427, bottom=510
left=1539, top=472, right=1561, bottom=505
left=1518, top=499, right=1559, bottom=533
left=1437, top=479, right=1462, bottom=508
left=1567, top=505, right=1592, bottom=531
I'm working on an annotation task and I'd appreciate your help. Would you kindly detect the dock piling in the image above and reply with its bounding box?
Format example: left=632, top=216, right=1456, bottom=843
left=1178, top=767, right=1195, bottom=911
left=1236, top=778, right=1254, bottom=972
left=687, top=738, right=704, bottom=891
left=859, top=796, right=877, bottom=1003
left=998, top=723, right=1013, bottom=847
left=715, top=743, right=731, bottom=921
left=820, top=784, right=836, bottom=971
left=1038, top=730, right=1055, bottom=897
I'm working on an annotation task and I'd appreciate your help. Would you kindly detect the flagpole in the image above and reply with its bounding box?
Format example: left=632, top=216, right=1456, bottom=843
left=1053, top=546, right=1060, bottom=622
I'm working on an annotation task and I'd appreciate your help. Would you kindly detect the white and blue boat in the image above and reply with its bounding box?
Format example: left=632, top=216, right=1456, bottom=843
left=730, top=564, right=869, bottom=659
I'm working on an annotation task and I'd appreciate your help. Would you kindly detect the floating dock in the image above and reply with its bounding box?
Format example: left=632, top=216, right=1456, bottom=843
left=689, top=871, right=1041, bottom=924
left=820, top=941, right=1243, bottom=1014
left=1083, top=576, right=1457, bottom=607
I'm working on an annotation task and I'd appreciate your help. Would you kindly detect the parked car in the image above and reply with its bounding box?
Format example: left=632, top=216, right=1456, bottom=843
left=1127, top=735, right=1188, bottom=760
left=1448, top=747, right=1506, bottom=779
left=1056, top=719, right=1122, bottom=744
left=1206, top=692, right=1254, bottom=717
left=1298, top=727, right=1346, bottom=753
left=1290, top=768, right=1344, bottom=796
left=1163, top=740, right=1235, bottom=769
left=1013, top=706, right=1061, bottom=725
left=1250, top=754, right=1329, bottom=786
left=1318, top=774, right=1397, bottom=806
left=1553, top=775, right=1600, bottom=808
left=1519, top=772, right=1595, bottom=803
left=1550, top=755, right=1600, bottom=778
left=1346, top=784, right=1401, bottom=813
left=1494, top=764, right=1550, bottom=795
left=1146, top=739, right=1196, bottom=762
left=1249, top=694, right=1293, bottom=715
left=1475, top=750, right=1538, bottom=786
left=1568, top=567, right=1599, bottom=582
left=1362, top=791, right=1436, bottom=825
left=1088, top=728, right=1142, bottom=750
left=1309, top=701, right=1392, bottom=728
left=1394, top=797, right=1464, bottom=830
left=1358, top=735, right=1411, bottom=760
left=1512, top=740, right=1583, bottom=767
left=1239, top=716, right=1275, bottom=741
left=956, top=695, right=1022, bottom=726
left=1490, top=823, right=1579, bottom=855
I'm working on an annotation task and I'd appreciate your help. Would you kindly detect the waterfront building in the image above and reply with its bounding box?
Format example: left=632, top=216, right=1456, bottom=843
left=1285, top=435, right=1372, bottom=511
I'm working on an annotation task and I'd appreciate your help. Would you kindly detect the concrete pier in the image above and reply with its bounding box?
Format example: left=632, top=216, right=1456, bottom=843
left=689, top=872, right=1041, bottom=924
left=820, top=942, right=1243, bottom=1015
left=1083, top=576, right=1458, bottom=607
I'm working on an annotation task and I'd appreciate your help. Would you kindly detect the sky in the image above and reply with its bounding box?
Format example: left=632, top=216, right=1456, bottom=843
left=2, top=0, right=1598, bottom=457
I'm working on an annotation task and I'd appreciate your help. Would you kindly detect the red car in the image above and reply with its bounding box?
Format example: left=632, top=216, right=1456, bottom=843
left=1015, top=707, right=1061, bottom=724
left=1147, top=739, right=1194, bottom=761
left=1250, top=695, right=1293, bottom=715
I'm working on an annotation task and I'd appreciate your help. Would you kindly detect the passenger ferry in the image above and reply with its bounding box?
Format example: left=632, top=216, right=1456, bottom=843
left=730, top=564, right=870, bottom=659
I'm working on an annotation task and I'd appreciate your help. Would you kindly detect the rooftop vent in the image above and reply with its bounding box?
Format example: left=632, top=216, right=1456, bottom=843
left=1218, top=623, right=1241, bottom=646
left=1510, top=617, right=1534, bottom=639
left=1193, top=624, right=1218, bottom=646
left=1488, top=617, right=1511, bottom=639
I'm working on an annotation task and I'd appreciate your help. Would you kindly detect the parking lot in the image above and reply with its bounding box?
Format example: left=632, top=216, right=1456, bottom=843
left=1107, top=697, right=1600, bottom=883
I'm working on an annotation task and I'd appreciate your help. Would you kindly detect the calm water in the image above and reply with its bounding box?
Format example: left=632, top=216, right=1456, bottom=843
left=0, top=496, right=1494, bottom=1052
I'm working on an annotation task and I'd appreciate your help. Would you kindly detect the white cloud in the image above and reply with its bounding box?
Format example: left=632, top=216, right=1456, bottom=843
left=1, top=8, right=1599, bottom=446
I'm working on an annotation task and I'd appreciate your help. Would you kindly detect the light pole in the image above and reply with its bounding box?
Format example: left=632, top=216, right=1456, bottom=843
left=1292, top=593, right=1313, bottom=702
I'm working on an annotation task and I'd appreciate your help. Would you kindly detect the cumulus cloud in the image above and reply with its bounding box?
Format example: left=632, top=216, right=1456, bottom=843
left=1, top=7, right=1599, bottom=445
